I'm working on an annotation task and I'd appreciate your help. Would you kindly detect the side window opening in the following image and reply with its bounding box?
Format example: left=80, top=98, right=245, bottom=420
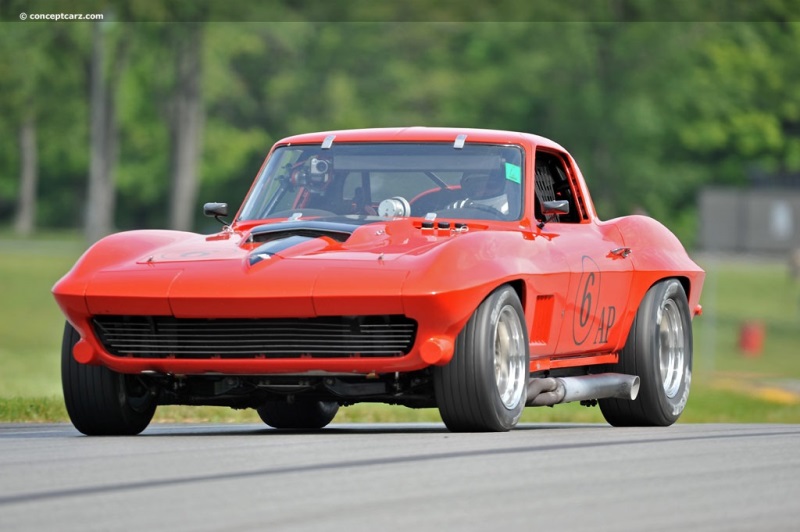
left=534, top=150, right=583, bottom=223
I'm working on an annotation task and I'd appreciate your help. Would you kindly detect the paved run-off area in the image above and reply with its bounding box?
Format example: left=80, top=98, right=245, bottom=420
left=1, top=422, right=798, bottom=531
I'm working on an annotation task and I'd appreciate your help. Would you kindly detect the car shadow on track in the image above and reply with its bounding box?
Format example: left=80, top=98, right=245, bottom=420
left=135, top=422, right=611, bottom=437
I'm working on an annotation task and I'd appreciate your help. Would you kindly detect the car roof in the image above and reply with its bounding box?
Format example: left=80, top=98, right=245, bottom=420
left=276, top=127, right=566, bottom=152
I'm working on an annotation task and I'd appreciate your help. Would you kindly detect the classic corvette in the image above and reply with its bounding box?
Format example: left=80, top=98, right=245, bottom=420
left=53, top=127, right=704, bottom=434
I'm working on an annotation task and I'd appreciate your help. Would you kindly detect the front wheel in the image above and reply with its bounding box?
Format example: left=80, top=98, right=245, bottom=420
left=599, top=279, right=693, bottom=426
left=61, top=322, right=157, bottom=435
left=434, top=286, right=529, bottom=432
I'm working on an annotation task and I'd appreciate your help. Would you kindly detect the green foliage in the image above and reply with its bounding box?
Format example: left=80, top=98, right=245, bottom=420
left=672, top=22, right=800, bottom=184
left=1, top=3, right=800, bottom=247
left=0, top=21, right=89, bottom=227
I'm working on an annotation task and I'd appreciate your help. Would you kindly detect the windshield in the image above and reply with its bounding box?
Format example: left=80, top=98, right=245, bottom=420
left=238, top=143, right=524, bottom=222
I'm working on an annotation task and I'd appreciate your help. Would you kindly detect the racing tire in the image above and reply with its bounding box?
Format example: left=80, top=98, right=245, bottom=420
left=257, top=398, right=339, bottom=429
left=599, top=279, right=692, bottom=427
left=434, top=286, right=529, bottom=432
left=61, top=322, right=157, bottom=435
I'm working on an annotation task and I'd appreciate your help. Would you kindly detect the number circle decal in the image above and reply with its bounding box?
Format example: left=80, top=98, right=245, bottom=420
left=572, top=256, right=601, bottom=346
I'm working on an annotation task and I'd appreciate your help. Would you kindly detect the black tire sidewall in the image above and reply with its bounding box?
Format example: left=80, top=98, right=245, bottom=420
left=633, top=280, right=693, bottom=425
left=435, top=286, right=529, bottom=432
left=476, top=287, right=528, bottom=430
left=599, top=279, right=693, bottom=426
left=61, top=321, right=156, bottom=435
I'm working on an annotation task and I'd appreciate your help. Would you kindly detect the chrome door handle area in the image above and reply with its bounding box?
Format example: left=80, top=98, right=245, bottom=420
left=609, top=247, right=632, bottom=258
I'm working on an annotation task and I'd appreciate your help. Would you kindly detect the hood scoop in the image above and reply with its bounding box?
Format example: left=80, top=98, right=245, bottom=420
left=247, top=219, right=369, bottom=266
left=248, top=235, right=317, bottom=266
left=249, top=220, right=365, bottom=244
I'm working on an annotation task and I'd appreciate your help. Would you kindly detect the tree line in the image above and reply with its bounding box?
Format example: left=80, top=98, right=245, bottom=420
left=1, top=1, right=799, bottom=247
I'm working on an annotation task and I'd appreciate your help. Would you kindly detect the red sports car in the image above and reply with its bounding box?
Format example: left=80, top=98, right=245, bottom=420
left=53, top=127, right=704, bottom=434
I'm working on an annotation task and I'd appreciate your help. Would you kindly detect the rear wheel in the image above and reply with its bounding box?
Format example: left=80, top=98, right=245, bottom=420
left=434, top=286, right=529, bottom=432
left=61, top=322, right=156, bottom=435
left=599, top=279, right=692, bottom=426
left=257, top=398, right=339, bottom=429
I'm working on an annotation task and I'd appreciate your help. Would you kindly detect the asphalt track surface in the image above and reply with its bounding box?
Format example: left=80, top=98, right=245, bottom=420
left=1, top=422, right=798, bottom=531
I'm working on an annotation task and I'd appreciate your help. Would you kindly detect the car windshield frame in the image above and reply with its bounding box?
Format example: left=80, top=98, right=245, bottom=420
left=237, top=142, right=525, bottom=222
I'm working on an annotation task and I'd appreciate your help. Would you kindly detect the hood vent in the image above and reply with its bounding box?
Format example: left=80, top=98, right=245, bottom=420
left=248, top=235, right=315, bottom=265
left=249, top=220, right=364, bottom=244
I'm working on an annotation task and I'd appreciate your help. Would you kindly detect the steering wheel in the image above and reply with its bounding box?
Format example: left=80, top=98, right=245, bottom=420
left=458, top=201, right=507, bottom=219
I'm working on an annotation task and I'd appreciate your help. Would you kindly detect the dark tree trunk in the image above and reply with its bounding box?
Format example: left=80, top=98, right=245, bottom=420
left=169, top=24, right=204, bottom=232
left=86, top=22, right=112, bottom=243
left=13, top=114, right=38, bottom=236
left=85, top=21, right=128, bottom=243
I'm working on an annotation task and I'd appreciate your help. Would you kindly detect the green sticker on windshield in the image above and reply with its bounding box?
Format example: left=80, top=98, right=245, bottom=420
left=505, top=163, right=521, bottom=184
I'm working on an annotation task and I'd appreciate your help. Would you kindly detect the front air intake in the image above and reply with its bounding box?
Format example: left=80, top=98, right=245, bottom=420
left=93, top=315, right=417, bottom=359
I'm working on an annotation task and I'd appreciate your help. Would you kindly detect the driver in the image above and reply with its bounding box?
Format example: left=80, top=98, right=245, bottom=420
left=290, top=155, right=332, bottom=193
left=449, top=169, right=509, bottom=215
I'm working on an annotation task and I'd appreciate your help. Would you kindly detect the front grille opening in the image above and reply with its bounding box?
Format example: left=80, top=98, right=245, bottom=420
left=93, top=315, right=417, bottom=359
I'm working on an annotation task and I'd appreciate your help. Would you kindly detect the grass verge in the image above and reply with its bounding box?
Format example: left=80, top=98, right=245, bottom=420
left=1, top=235, right=799, bottom=424
left=3, top=380, right=799, bottom=425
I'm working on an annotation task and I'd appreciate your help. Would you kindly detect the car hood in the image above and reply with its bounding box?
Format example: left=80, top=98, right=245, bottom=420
left=140, top=217, right=458, bottom=266
left=54, top=216, right=509, bottom=319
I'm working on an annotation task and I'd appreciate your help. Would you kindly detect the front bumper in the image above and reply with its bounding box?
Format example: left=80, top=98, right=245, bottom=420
left=55, top=263, right=469, bottom=376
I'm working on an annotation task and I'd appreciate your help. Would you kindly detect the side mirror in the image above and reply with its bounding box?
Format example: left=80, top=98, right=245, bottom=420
left=537, top=200, right=570, bottom=230
left=542, top=200, right=569, bottom=215
left=203, top=202, right=229, bottom=225
left=203, top=202, right=228, bottom=218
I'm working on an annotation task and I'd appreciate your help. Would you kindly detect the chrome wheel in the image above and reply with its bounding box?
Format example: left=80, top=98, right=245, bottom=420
left=434, top=286, right=530, bottom=431
left=658, top=298, right=686, bottom=399
left=494, top=305, right=527, bottom=409
left=599, top=279, right=693, bottom=426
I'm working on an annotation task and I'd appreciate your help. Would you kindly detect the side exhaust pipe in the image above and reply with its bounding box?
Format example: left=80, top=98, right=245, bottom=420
left=526, top=373, right=640, bottom=407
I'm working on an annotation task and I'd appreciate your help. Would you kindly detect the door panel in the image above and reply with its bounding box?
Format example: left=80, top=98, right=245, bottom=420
left=552, top=222, right=633, bottom=356
left=521, top=234, right=571, bottom=360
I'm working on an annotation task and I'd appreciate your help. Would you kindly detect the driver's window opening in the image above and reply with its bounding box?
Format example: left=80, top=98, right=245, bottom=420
left=238, top=143, right=525, bottom=222
left=533, top=150, right=583, bottom=224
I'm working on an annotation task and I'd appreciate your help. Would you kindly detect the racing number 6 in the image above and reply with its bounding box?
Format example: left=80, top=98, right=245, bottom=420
left=572, top=256, right=601, bottom=346
left=579, top=272, right=595, bottom=328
